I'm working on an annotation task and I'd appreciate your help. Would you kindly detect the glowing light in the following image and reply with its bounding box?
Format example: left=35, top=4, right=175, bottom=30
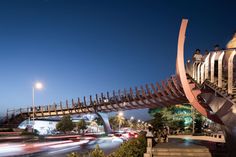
left=118, top=112, right=123, bottom=116
left=35, top=82, right=43, bottom=89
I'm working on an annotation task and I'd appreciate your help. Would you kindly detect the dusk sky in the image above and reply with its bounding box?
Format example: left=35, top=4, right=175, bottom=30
left=0, top=0, right=236, bottom=120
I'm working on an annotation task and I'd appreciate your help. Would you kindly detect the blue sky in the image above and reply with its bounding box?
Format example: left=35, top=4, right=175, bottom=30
left=0, top=0, right=236, bottom=120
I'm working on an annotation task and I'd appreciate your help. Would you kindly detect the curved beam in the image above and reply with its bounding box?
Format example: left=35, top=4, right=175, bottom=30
left=100, top=93, right=113, bottom=112
left=171, top=76, right=185, bottom=96
left=150, top=83, right=171, bottom=106
left=156, top=82, right=176, bottom=105
left=140, top=85, right=159, bottom=108
left=145, top=84, right=165, bottom=107
left=122, top=88, right=136, bottom=109
left=176, top=19, right=222, bottom=124
left=176, top=19, right=206, bottom=114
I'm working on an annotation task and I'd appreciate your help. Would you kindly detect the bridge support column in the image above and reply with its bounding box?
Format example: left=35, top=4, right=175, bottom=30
left=95, top=112, right=112, bottom=135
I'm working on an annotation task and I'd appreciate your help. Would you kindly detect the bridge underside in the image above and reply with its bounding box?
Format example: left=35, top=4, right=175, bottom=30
left=2, top=75, right=188, bottom=129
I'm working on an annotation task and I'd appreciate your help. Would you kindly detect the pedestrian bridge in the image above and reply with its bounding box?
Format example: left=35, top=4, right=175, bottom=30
left=1, top=19, right=236, bottom=156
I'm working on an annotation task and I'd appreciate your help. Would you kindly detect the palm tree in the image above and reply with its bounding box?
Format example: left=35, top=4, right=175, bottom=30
left=90, top=120, right=99, bottom=132
left=116, top=114, right=125, bottom=131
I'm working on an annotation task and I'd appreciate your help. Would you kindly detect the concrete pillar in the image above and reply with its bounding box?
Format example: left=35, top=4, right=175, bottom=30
left=228, top=50, right=236, bottom=94
left=193, top=62, right=197, bottom=79
left=204, top=54, right=210, bottom=80
left=201, top=63, right=205, bottom=83
left=218, top=51, right=225, bottom=88
left=210, top=52, right=216, bottom=83
left=144, top=136, right=153, bottom=157
left=95, top=112, right=112, bottom=134
left=197, top=63, right=202, bottom=83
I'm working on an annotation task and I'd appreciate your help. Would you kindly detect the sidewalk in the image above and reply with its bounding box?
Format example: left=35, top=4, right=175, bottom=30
left=168, top=135, right=225, bottom=143
left=153, top=135, right=227, bottom=157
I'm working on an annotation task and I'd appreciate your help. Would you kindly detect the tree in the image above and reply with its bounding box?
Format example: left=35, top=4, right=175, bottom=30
left=56, top=115, right=74, bottom=134
left=194, top=113, right=203, bottom=133
left=94, top=117, right=103, bottom=126
left=109, top=116, right=118, bottom=130
left=90, top=120, right=99, bottom=132
left=77, top=119, right=87, bottom=134
left=109, top=115, right=125, bottom=131
left=150, top=112, right=166, bottom=129
left=148, top=104, right=193, bottom=132
left=129, top=119, right=138, bottom=130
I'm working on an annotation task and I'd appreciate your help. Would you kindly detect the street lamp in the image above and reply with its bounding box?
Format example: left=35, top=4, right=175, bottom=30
left=118, top=112, right=123, bottom=117
left=32, top=82, right=43, bottom=131
left=118, top=112, right=123, bottom=132
left=130, top=116, right=134, bottom=120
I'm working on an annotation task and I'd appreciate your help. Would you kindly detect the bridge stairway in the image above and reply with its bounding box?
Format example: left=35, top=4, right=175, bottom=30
left=152, top=147, right=212, bottom=157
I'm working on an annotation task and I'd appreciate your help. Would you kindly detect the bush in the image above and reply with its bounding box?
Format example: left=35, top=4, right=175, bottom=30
left=67, top=152, right=89, bottom=157
left=67, top=134, right=147, bottom=157
left=111, top=134, right=147, bottom=157
left=89, top=145, right=105, bottom=157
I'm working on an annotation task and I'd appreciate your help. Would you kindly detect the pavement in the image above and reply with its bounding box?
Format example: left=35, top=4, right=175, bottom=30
left=168, top=135, right=225, bottom=143
left=154, top=135, right=227, bottom=157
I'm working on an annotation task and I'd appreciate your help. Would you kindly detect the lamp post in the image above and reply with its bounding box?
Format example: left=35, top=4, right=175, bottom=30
left=32, top=82, right=43, bottom=132
left=129, top=116, right=134, bottom=130
left=118, top=112, right=123, bottom=132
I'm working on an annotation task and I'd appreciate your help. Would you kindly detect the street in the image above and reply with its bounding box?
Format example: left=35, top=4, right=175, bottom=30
left=0, top=136, right=123, bottom=157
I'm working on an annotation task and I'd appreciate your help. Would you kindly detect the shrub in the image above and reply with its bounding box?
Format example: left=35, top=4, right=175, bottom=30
left=67, top=152, right=89, bottom=157
left=111, top=134, right=147, bottom=157
left=89, top=145, right=105, bottom=157
left=67, top=134, right=147, bottom=157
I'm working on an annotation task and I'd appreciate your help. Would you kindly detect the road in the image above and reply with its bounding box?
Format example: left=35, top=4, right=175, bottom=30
left=0, top=136, right=123, bottom=157
left=42, top=137, right=123, bottom=157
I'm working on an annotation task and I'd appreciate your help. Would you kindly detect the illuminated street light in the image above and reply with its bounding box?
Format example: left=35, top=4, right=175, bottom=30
left=138, top=119, right=141, bottom=123
left=32, top=81, right=43, bottom=132
left=118, top=112, right=124, bottom=132
left=130, top=116, right=134, bottom=120
left=118, top=112, right=123, bottom=116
